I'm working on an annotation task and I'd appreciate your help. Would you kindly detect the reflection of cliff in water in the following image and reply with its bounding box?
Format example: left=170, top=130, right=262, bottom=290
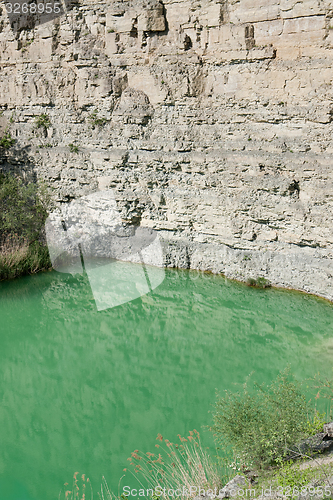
left=0, top=269, right=332, bottom=500
left=45, top=190, right=165, bottom=311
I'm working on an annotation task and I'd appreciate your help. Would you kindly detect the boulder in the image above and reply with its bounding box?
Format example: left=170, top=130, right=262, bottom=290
left=324, top=422, right=333, bottom=438
left=138, top=0, right=166, bottom=32
left=288, top=432, right=333, bottom=459
left=112, top=88, right=154, bottom=125
left=218, top=475, right=247, bottom=499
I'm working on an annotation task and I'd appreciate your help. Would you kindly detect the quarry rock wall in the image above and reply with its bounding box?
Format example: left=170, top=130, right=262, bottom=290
left=1, top=0, right=333, bottom=300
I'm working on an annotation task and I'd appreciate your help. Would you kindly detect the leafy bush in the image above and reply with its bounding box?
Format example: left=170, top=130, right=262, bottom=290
left=88, top=110, right=108, bottom=128
left=0, top=131, right=15, bottom=149
left=69, top=143, right=79, bottom=153
left=247, top=277, right=271, bottom=288
left=306, top=410, right=326, bottom=436
left=35, top=114, right=50, bottom=129
left=256, top=277, right=271, bottom=288
left=0, top=172, right=52, bottom=279
left=0, top=173, right=49, bottom=244
left=211, top=370, right=311, bottom=470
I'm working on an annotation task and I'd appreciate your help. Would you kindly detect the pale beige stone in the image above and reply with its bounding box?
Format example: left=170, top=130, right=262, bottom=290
left=0, top=0, right=333, bottom=300
left=105, top=32, right=118, bottom=56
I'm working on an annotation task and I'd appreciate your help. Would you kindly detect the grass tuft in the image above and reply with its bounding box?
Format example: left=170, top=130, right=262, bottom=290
left=0, top=236, right=51, bottom=280
left=126, top=430, right=221, bottom=499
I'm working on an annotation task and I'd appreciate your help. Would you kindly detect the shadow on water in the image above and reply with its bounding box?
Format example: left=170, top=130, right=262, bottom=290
left=0, top=267, right=332, bottom=499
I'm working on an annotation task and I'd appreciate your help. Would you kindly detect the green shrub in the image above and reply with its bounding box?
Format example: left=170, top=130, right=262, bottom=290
left=247, top=277, right=271, bottom=288
left=0, top=172, right=51, bottom=279
left=306, top=410, right=326, bottom=436
left=0, top=131, right=15, bottom=149
left=0, top=173, right=50, bottom=244
left=211, top=369, right=311, bottom=470
left=68, top=143, right=79, bottom=153
left=256, top=277, right=271, bottom=288
left=88, top=110, right=107, bottom=128
left=35, top=114, right=50, bottom=129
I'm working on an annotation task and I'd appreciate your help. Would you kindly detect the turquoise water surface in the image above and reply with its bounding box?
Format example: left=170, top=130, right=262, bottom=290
left=0, top=266, right=332, bottom=500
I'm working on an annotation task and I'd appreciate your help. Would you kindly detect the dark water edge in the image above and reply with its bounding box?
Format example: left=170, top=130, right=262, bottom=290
left=0, top=267, right=332, bottom=500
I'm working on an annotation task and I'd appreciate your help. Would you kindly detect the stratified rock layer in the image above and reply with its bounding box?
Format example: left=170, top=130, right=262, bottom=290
left=1, top=0, right=333, bottom=300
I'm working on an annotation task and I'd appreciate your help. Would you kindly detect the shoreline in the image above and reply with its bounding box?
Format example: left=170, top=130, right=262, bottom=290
left=3, top=255, right=332, bottom=307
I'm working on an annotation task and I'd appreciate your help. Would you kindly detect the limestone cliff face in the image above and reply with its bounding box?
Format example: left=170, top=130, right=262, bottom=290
left=1, top=0, right=333, bottom=300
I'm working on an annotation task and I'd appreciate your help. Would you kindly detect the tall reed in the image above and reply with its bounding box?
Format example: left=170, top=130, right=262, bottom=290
left=125, top=430, right=221, bottom=499
left=58, top=472, right=93, bottom=500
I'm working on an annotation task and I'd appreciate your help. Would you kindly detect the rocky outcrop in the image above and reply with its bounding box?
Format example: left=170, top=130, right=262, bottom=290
left=324, top=422, right=333, bottom=437
left=289, top=431, right=333, bottom=458
left=217, top=475, right=248, bottom=498
left=286, top=422, right=333, bottom=458
left=1, top=0, right=333, bottom=300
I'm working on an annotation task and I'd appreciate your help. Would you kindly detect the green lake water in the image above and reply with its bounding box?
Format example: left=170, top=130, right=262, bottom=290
left=0, top=266, right=333, bottom=500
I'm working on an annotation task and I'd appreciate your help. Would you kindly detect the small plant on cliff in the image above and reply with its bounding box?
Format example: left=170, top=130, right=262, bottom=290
left=0, top=131, right=15, bottom=149
left=256, top=277, right=271, bottom=288
left=35, top=113, right=50, bottom=130
left=247, top=277, right=271, bottom=289
left=211, top=369, right=311, bottom=470
left=126, top=431, right=221, bottom=499
left=88, top=110, right=108, bottom=128
left=20, top=38, right=34, bottom=51
left=68, top=143, right=79, bottom=153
